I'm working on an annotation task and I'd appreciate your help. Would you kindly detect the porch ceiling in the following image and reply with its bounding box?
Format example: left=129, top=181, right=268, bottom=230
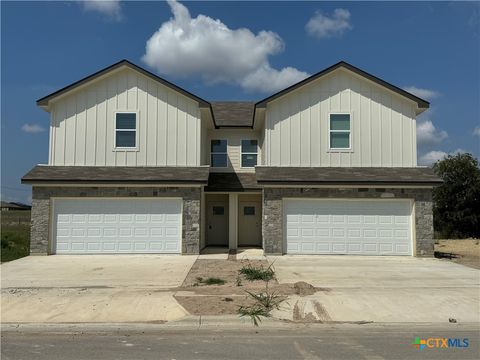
left=205, top=172, right=261, bottom=192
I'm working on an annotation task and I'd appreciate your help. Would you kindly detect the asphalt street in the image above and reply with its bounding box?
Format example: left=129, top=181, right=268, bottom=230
left=1, top=324, right=479, bottom=360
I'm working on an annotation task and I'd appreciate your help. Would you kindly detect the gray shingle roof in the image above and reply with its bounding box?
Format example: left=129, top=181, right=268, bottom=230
left=205, top=172, right=260, bottom=192
left=22, top=166, right=210, bottom=184
left=255, top=167, right=442, bottom=185
left=210, top=102, right=255, bottom=127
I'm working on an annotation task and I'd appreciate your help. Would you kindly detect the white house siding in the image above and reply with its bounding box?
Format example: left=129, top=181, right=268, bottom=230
left=49, top=68, right=202, bottom=167
left=207, top=129, right=262, bottom=172
left=264, top=69, right=418, bottom=167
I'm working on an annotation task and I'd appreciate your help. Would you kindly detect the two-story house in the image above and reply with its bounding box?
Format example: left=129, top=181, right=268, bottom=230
left=22, top=60, right=441, bottom=257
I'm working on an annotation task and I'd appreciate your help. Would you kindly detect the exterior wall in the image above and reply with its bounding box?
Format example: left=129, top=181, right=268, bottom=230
left=262, top=187, right=433, bottom=256
left=30, top=186, right=201, bottom=255
left=49, top=68, right=202, bottom=167
left=264, top=69, right=418, bottom=167
left=207, top=129, right=262, bottom=172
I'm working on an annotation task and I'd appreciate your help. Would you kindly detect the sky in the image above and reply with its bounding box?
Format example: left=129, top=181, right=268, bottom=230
left=1, top=0, right=479, bottom=204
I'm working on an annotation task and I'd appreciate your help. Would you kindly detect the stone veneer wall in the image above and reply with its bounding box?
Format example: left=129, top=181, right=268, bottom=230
left=30, top=186, right=201, bottom=255
left=262, top=187, right=434, bottom=257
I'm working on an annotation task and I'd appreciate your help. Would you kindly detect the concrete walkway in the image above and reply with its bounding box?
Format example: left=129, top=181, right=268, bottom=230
left=269, top=256, right=480, bottom=323
left=1, top=255, right=197, bottom=323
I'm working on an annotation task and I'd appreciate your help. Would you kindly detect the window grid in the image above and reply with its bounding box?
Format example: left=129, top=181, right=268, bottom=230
left=329, top=114, right=351, bottom=150
left=210, top=140, right=228, bottom=168
left=241, top=140, right=258, bottom=168
left=115, top=112, right=137, bottom=149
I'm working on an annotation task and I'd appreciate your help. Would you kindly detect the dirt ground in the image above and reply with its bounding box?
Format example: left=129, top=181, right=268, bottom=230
left=435, top=239, right=480, bottom=269
left=174, top=259, right=327, bottom=315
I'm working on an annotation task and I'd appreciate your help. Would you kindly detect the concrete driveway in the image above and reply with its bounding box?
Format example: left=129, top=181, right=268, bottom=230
left=1, top=255, right=197, bottom=323
left=269, top=256, right=480, bottom=323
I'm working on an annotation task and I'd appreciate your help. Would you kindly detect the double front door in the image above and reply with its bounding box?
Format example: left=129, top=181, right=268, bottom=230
left=206, top=195, right=262, bottom=247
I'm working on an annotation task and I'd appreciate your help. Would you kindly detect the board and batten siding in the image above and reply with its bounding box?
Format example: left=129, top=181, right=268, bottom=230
left=264, top=69, right=418, bottom=167
left=49, top=68, right=202, bottom=167
left=207, top=129, right=262, bottom=172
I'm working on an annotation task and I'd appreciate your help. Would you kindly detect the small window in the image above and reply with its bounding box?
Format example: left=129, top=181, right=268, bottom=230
left=115, top=113, right=137, bottom=148
left=241, top=140, right=258, bottom=168
left=211, top=140, right=228, bottom=167
left=213, top=206, right=225, bottom=215
left=329, top=114, right=351, bottom=150
left=244, top=206, right=255, bottom=216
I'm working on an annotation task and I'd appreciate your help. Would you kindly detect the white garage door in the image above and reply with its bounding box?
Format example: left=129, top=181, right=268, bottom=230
left=53, top=198, right=182, bottom=254
left=285, top=199, right=412, bottom=255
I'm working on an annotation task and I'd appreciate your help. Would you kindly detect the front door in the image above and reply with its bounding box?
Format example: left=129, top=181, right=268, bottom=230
left=238, top=201, right=262, bottom=246
left=206, top=201, right=229, bottom=246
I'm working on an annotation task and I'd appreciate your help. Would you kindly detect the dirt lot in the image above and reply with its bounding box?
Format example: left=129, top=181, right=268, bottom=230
left=174, top=259, right=327, bottom=315
left=435, top=239, right=480, bottom=269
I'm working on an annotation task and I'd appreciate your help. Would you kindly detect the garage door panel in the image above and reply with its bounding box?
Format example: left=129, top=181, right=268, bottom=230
left=396, top=244, right=410, bottom=253
left=301, top=242, right=315, bottom=252
left=379, top=243, right=394, bottom=253
left=363, top=243, right=378, bottom=253
left=347, top=229, right=361, bottom=238
left=316, top=229, right=329, bottom=237
left=103, top=242, right=116, bottom=251
left=87, top=228, right=101, bottom=237
left=53, top=199, right=182, bottom=254
left=285, top=199, right=412, bottom=256
left=347, top=242, right=361, bottom=252
left=332, top=243, right=346, bottom=253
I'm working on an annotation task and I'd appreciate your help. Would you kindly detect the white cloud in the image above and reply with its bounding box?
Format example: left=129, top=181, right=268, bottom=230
left=418, top=150, right=447, bottom=165
left=418, top=149, right=466, bottom=166
left=305, top=9, right=352, bottom=39
left=402, top=86, right=440, bottom=100
left=78, top=0, right=122, bottom=22
left=21, top=123, right=45, bottom=134
left=416, top=119, right=448, bottom=146
left=473, top=126, right=480, bottom=137
left=142, top=0, right=309, bottom=93
left=240, top=65, right=310, bottom=93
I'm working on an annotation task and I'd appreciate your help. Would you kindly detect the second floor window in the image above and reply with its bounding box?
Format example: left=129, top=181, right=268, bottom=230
left=241, top=139, right=258, bottom=168
left=211, top=140, right=227, bottom=167
left=115, top=112, right=137, bottom=148
left=329, top=114, right=351, bottom=150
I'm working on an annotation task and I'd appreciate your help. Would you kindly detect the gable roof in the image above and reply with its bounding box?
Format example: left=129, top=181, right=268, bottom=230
left=255, top=61, right=430, bottom=110
left=37, top=60, right=429, bottom=128
left=37, top=59, right=211, bottom=110
left=210, top=102, right=255, bottom=127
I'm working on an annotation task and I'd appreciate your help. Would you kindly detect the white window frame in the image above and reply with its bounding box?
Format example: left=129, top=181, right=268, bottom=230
left=240, top=139, right=258, bottom=168
left=210, top=139, right=228, bottom=168
left=114, top=111, right=139, bottom=151
left=328, top=112, right=352, bottom=152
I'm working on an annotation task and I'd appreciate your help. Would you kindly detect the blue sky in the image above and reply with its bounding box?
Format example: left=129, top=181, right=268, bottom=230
left=1, top=1, right=479, bottom=204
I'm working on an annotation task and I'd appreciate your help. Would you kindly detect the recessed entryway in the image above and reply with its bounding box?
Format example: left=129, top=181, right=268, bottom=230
left=205, top=194, right=229, bottom=246
left=238, top=194, right=262, bottom=247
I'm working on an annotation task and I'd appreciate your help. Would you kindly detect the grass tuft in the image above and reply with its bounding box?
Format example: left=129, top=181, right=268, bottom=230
left=237, top=282, right=287, bottom=327
left=239, top=261, right=276, bottom=281
left=238, top=306, right=270, bottom=326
